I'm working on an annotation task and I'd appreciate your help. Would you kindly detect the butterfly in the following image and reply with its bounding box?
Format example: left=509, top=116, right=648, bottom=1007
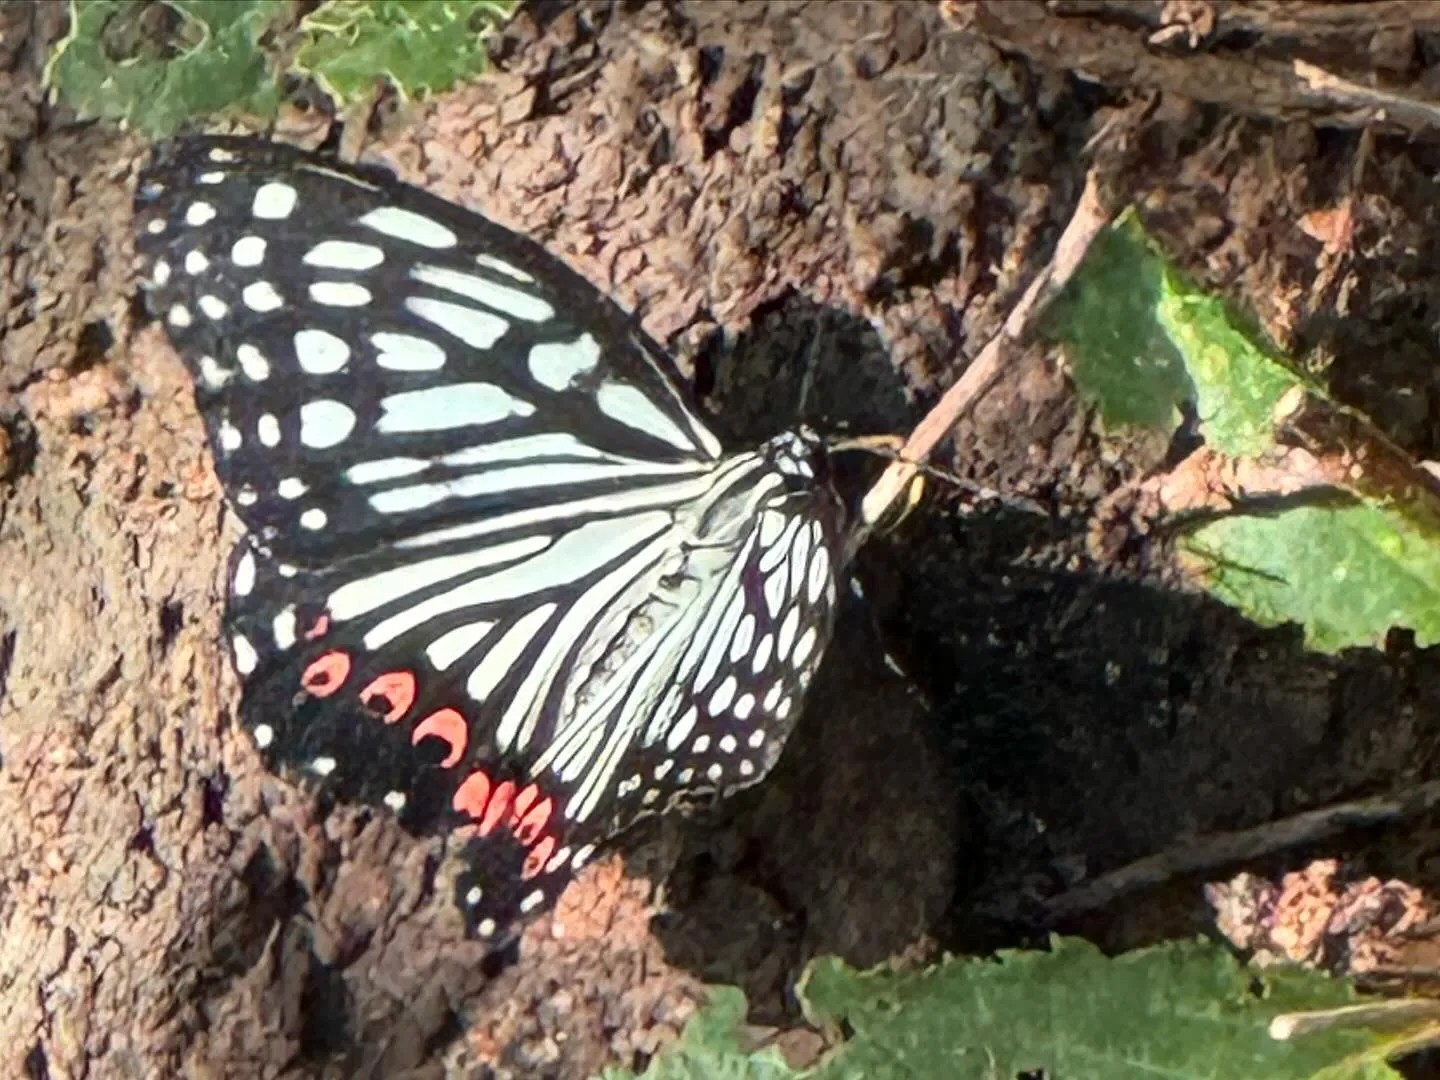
left=133, top=135, right=846, bottom=944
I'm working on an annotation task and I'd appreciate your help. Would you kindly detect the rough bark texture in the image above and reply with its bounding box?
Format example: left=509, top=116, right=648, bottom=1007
left=3, top=1, right=1440, bottom=1077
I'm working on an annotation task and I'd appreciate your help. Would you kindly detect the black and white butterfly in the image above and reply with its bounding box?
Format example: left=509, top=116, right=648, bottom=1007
left=134, top=135, right=846, bottom=943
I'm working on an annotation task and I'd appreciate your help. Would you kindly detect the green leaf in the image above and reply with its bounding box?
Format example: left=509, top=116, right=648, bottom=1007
left=45, top=0, right=284, bottom=137
left=1044, top=212, right=1440, bottom=652
left=293, top=0, right=519, bottom=107
left=1181, top=501, right=1440, bottom=650
left=1153, top=262, right=1309, bottom=459
left=595, top=986, right=801, bottom=1080
left=797, top=937, right=1400, bottom=1080
left=1041, top=219, right=1194, bottom=433
left=1045, top=214, right=1313, bottom=450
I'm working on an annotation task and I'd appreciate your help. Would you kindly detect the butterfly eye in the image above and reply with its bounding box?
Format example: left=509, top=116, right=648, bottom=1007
left=136, top=135, right=845, bottom=945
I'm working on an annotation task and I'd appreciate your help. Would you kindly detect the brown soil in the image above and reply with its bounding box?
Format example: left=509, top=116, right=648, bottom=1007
left=3, top=1, right=1440, bottom=1077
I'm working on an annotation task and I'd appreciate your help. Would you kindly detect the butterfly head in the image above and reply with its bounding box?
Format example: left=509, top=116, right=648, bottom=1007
left=764, top=425, right=832, bottom=491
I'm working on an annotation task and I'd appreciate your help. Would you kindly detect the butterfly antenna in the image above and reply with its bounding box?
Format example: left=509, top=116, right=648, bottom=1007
left=795, top=318, right=827, bottom=419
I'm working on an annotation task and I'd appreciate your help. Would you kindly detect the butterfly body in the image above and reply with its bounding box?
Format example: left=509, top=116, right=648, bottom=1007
left=134, top=136, right=844, bottom=941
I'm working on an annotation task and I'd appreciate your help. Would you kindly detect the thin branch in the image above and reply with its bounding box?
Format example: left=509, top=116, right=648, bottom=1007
left=1043, top=779, right=1440, bottom=921
left=852, top=169, right=1113, bottom=556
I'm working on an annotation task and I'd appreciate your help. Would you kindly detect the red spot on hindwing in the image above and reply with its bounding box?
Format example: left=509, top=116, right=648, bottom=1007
left=479, top=780, right=514, bottom=836
left=301, top=650, right=350, bottom=696
left=514, top=797, right=553, bottom=846
left=522, top=834, right=557, bottom=880
left=452, top=769, right=564, bottom=883
left=413, top=707, right=468, bottom=767
left=304, top=613, right=330, bottom=641
left=510, top=782, right=539, bottom=822
left=452, top=771, right=491, bottom=820
left=359, top=670, right=416, bottom=723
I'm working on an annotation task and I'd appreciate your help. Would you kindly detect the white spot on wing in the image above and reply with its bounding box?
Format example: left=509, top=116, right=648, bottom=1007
left=299, top=400, right=356, bottom=448
left=346, top=457, right=428, bottom=484
left=231, top=235, right=266, bottom=266
left=665, top=706, right=699, bottom=752
left=151, top=259, right=171, bottom=285
left=253, top=723, right=274, bottom=748
left=760, top=517, right=799, bottom=573
left=406, top=296, right=508, bottom=349
left=300, top=507, right=327, bottom=530
left=311, top=756, right=337, bottom=776
left=184, top=250, right=208, bottom=274
left=376, top=384, right=534, bottom=433
left=233, top=634, right=257, bottom=674
left=467, top=604, right=555, bottom=702
left=273, top=608, right=297, bottom=649
left=277, top=477, right=306, bottom=499
left=520, top=888, right=546, bottom=914
left=257, top=413, right=281, bottom=447
left=198, top=355, right=232, bottom=388
left=426, top=619, right=495, bottom=671
left=808, top=545, right=830, bottom=604
left=294, top=329, right=350, bottom=374
left=734, top=694, right=755, bottom=719
left=709, top=675, right=738, bottom=715
left=198, top=295, right=229, bottom=320
left=233, top=550, right=257, bottom=597
left=185, top=201, right=216, bottom=226
left=706, top=763, right=723, bottom=783
left=359, top=206, right=457, bottom=248
left=168, top=304, right=192, bottom=328
left=793, top=625, right=818, bottom=666
left=218, top=422, right=242, bottom=452
left=412, top=264, right=554, bottom=321
left=763, top=559, right=789, bottom=618
left=596, top=382, right=697, bottom=451
left=252, top=182, right=298, bottom=219
left=198, top=170, right=225, bottom=184
left=777, top=605, right=801, bottom=661
left=310, top=281, right=371, bottom=307
left=758, top=510, right=785, bottom=547
left=383, top=791, right=407, bottom=812
left=242, top=281, right=283, bottom=312
left=729, top=613, right=756, bottom=662
left=372, top=332, right=445, bottom=371
left=789, top=519, right=812, bottom=594
left=763, top=682, right=783, bottom=711
left=529, top=334, right=601, bottom=391
left=476, top=253, right=534, bottom=282
left=304, top=240, right=385, bottom=271
left=751, top=634, right=774, bottom=674
left=236, top=344, right=270, bottom=381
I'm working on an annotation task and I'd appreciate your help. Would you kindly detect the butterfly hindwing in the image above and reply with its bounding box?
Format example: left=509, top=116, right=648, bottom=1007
left=134, top=136, right=845, bottom=942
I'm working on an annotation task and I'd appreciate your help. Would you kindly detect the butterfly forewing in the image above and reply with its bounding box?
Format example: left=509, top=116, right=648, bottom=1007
left=134, top=136, right=844, bottom=943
